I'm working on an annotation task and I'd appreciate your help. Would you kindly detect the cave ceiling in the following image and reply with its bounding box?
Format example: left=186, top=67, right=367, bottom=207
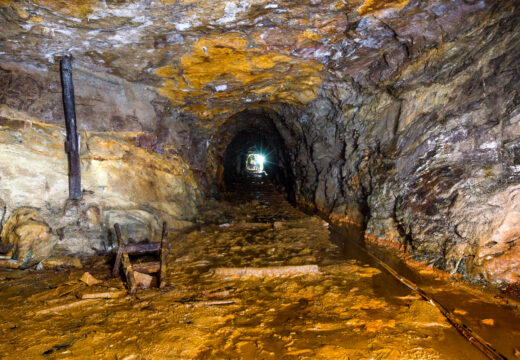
left=0, top=0, right=495, bottom=119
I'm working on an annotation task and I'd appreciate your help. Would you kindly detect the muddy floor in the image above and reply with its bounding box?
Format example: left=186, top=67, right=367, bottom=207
left=0, top=183, right=518, bottom=359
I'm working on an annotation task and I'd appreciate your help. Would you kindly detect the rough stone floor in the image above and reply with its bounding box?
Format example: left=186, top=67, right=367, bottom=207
left=0, top=183, right=517, bottom=359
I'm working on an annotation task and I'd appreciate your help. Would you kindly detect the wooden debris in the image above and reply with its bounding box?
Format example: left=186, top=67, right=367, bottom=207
left=112, top=221, right=169, bottom=291
left=159, top=221, right=169, bottom=288
left=454, top=308, right=468, bottom=316
left=213, top=265, right=320, bottom=279
left=80, top=272, right=101, bottom=286
left=395, top=294, right=420, bottom=301
left=196, top=300, right=238, bottom=306
left=134, top=271, right=153, bottom=289
left=122, top=251, right=137, bottom=295
left=481, top=318, right=495, bottom=326
left=203, top=290, right=231, bottom=298
left=36, top=299, right=97, bottom=315
left=125, top=242, right=161, bottom=255
left=133, top=261, right=160, bottom=274
left=81, top=290, right=126, bottom=299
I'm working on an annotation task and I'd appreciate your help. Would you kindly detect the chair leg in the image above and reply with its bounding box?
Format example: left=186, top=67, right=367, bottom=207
left=159, top=222, right=169, bottom=288
left=112, top=223, right=125, bottom=277
left=122, top=251, right=137, bottom=295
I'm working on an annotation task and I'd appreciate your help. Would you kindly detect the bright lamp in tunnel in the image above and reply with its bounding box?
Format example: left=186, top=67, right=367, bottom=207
left=246, top=153, right=266, bottom=173
left=256, top=155, right=265, bottom=167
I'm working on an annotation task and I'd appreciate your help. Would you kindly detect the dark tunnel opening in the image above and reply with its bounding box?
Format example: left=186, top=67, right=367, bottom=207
left=219, top=111, right=295, bottom=203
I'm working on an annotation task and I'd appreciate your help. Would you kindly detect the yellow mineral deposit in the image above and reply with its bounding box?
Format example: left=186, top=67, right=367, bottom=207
left=33, top=0, right=97, bottom=18
left=155, top=34, right=323, bottom=116
left=357, top=0, right=410, bottom=15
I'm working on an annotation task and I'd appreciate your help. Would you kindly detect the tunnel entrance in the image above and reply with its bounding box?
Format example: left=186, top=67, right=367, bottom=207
left=218, top=110, right=295, bottom=202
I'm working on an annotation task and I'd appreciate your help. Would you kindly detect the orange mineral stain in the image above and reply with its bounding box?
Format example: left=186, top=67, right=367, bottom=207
left=154, top=34, right=324, bottom=116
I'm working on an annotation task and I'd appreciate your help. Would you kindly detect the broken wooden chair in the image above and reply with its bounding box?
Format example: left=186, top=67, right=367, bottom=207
left=112, top=222, right=169, bottom=294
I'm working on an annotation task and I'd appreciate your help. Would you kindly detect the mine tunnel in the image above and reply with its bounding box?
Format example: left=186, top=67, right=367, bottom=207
left=0, top=0, right=519, bottom=358
left=219, top=110, right=295, bottom=202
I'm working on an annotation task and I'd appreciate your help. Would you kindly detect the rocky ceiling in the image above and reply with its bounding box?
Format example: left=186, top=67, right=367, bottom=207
left=0, top=0, right=495, bottom=118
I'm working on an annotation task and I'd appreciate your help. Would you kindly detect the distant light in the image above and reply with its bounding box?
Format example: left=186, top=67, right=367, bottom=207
left=257, top=154, right=265, bottom=166
left=246, top=153, right=266, bottom=173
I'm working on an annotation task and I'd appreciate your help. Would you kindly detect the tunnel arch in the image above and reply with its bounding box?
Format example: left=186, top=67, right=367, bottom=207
left=214, top=108, right=295, bottom=202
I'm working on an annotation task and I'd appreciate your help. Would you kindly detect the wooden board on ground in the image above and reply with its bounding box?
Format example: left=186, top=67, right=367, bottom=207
left=213, top=265, right=320, bottom=279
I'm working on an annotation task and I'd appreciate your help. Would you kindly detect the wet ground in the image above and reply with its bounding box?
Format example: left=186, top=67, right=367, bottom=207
left=0, top=182, right=519, bottom=359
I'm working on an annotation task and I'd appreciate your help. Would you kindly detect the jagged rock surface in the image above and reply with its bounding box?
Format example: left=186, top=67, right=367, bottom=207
left=0, top=118, right=201, bottom=255
left=0, top=0, right=519, bottom=283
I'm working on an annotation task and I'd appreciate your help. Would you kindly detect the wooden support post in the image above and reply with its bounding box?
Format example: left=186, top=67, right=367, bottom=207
left=122, top=251, right=137, bottom=295
left=112, top=223, right=125, bottom=277
left=159, top=222, right=169, bottom=288
left=60, top=55, right=81, bottom=200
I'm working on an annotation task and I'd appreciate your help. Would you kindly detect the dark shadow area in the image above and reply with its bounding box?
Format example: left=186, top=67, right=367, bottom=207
left=218, top=110, right=295, bottom=202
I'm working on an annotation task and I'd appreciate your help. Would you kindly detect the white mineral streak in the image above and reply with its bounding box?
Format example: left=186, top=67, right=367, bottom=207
left=216, top=1, right=250, bottom=24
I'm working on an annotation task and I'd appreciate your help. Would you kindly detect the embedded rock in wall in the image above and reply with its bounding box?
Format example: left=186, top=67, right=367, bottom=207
left=0, top=117, right=201, bottom=255
left=472, top=186, right=520, bottom=283
left=0, top=207, right=56, bottom=268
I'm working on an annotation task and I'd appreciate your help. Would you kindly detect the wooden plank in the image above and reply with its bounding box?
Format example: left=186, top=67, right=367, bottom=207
left=213, top=265, right=320, bottom=279
left=60, top=55, right=81, bottom=200
left=111, top=223, right=124, bottom=277
left=196, top=300, right=238, bottom=306
left=132, top=261, right=160, bottom=274
left=121, top=251, right=137, bottom=295
left=81, top=290, right=126, bottom=299
left=36, top=299, right=97, bottom=315
left=159, top=222, right=169, bottom=288
left=124, top=242, right=160, bottom=255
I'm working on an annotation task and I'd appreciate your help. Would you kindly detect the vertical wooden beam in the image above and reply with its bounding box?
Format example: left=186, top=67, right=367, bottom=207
left=112, top=223, right=125, bottom=277
left=159, top=222, right=169, bottom=288
left=60, top=55, right=81, bottom=200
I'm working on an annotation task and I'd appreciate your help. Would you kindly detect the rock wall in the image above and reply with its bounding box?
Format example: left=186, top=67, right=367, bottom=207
left=277, top=1, right=520, bottom=284
left=0, top=62, right=175, bottom=134
left=0, top=116, right=201, bottom=256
